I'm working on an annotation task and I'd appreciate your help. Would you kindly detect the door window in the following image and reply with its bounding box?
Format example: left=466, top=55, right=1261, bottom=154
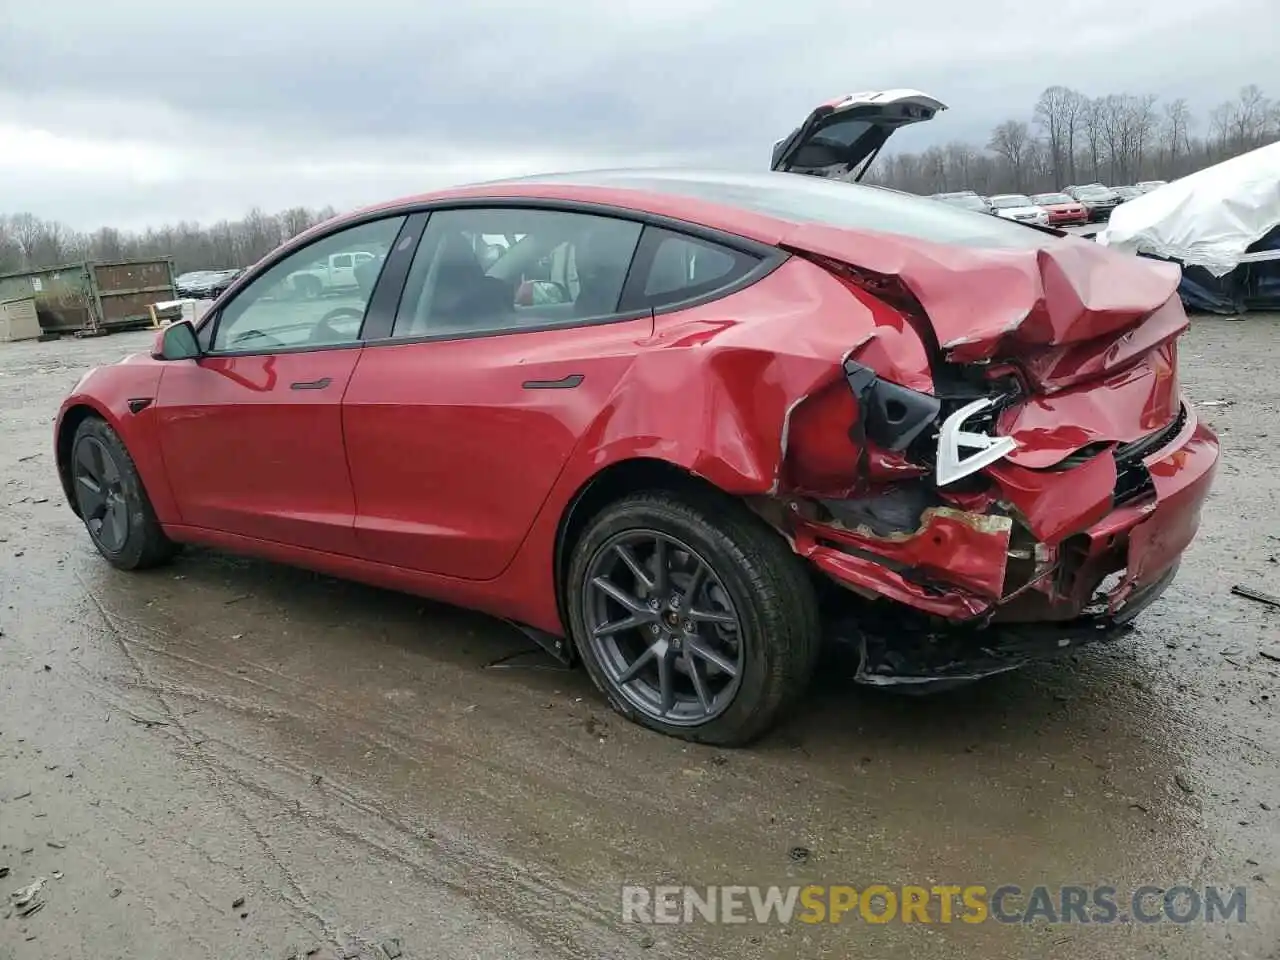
left=391, top=208, right=643, bottom=339
left=210, top=216, right=405, bottom=352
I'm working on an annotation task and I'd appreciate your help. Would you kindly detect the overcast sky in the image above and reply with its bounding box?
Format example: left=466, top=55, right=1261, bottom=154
left=0, top=0, right=1274, bottom=230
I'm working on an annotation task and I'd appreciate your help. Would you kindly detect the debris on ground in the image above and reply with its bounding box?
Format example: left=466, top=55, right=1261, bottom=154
left=232, top=896, right=245, bottom=909
left=1175, top=773, right=1195, bottom=794
left=788, top=846, right=811, bottom=863
left=1231, top=584, right=1280, bottom=608
left=10, top=877, right=47, bottom=918
left=380, top=938, right=403, bottom=958
left=1199, top=399, right=1236, bottom=407
left=1259, top=647, right=1280, bottom=663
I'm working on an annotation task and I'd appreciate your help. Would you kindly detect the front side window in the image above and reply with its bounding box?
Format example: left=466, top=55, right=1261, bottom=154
left=391, top=207, right=643, bottom=339
left=210, top=216, right=405, bottom=352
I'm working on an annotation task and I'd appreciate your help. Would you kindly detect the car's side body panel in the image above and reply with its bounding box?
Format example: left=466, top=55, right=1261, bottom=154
left=342, top=317, right=654, bottom=580
left=151, top=348, right=364, bottom=555
left=55, top=355, right=181, bottom=526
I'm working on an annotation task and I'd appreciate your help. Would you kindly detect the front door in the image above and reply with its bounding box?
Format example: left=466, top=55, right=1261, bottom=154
left=154, top=215, right=406, bottom=554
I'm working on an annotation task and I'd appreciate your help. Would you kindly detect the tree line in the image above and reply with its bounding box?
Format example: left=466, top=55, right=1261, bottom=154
left=0, top=205, right=339, bottom=277
left=2, top=82, right=1276, bottom=276
left=859, top=83, right=1276, bottom=197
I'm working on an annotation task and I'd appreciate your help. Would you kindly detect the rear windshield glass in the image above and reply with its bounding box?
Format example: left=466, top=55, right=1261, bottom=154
left=519, top=170, right=1057, bottom=250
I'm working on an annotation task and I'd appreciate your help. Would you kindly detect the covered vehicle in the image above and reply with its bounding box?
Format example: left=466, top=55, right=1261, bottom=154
left=987, top=194, right=1050, bottom=226
left=54, top=103, right=1218, bottom=746
left=1097, top=141, right=1280, bottom=313
left=1030, top=192, right=1089, bottom=226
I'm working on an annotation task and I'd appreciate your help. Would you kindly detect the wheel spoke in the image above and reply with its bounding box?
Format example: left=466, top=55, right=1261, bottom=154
left=75, top=441, right=101, bottom=483
left=104, top=500, right=127, bottom=550
left=100, top=450, right=120, bottom=485
left=685, top=650, right=713, bottom=712
left=688, top=607, right=737, bottom=626
left=616, top=641, right=658, bottom=684
left=592, top=613, right=648, bottom=638
left=613, top=544, right=655, bottom=593
left=651, top=538, right=669, bottom=595
left=76, top=475, right=106, bottom=516
left=683, top=560, right=708, bottom=605
left=656, top=645, right=676, bottom=716
left=688, top=638, right=739, bottom=677
left=591, top=576, right=647, bottom=614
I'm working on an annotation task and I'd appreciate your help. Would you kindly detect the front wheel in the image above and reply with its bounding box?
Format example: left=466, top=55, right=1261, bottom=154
left=70, top=417, right=177, bottom=570
left=566, top=490, right=821, bottom=745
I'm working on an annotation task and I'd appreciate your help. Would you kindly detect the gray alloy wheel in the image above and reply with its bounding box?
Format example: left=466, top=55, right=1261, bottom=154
left=581, top=529, right=745, bottom=726
left=566, top=490, right=821, bottom=745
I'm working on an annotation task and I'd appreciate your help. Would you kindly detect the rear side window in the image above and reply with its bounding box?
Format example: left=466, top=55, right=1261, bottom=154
left=623, top=227, right=760, bottom=311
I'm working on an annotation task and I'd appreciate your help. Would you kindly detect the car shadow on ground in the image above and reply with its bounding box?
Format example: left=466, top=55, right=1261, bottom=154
left=111, top=543, right=1178, bottom=777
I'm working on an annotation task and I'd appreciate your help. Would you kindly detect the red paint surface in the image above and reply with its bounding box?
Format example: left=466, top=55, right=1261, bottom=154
left=55, top=178, right=1220, bottom=636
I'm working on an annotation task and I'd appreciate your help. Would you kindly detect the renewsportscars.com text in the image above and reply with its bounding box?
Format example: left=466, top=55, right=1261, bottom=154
left=621, top=884, right=1248, bottom=925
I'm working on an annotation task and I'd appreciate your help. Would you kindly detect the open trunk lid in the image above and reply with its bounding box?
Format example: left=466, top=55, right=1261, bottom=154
left=771, top=90, right=947, bottom=179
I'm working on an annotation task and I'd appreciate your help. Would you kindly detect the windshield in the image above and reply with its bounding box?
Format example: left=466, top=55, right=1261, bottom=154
left=519, top=170, right=1059, bottom=250
left=1033, top=194, right=1072, bottom=204
left=991, top=195, right=1033, bottom=209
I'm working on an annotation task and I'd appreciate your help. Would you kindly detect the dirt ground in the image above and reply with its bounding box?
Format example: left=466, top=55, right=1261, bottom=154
left=1, top=316, right=1277, bottom=960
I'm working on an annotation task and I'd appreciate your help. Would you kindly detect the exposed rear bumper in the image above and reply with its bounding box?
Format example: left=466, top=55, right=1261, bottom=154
left=839, top=562, right=1178, bottom=688
left=785, top=399, right=1218, bottom=686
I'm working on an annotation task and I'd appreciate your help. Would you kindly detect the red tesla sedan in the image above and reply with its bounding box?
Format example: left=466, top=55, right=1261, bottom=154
left=55, top=161, right=1218, bottom=745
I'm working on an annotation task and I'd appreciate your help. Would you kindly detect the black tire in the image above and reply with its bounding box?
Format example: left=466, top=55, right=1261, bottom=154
left=566, top=489, right=821, bottom=746
left=70, top=417, right=178, bottom=571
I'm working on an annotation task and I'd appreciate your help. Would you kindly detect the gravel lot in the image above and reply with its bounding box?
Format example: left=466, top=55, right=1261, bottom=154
left=1, top=316, right=1277, bottom=959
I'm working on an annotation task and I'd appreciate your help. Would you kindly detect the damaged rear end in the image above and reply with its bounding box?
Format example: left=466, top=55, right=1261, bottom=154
left=757, top=222, right=1220, bottom=688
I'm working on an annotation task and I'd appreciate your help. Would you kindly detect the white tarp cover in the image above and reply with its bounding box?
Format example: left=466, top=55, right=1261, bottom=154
left=1097, top=140, right=1280, bottom=276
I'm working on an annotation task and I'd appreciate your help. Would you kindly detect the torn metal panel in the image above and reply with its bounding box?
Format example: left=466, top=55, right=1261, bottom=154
left=780, top=221, right=1182, bottom=368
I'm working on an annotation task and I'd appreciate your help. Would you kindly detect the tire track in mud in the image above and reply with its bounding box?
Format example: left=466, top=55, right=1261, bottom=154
left=78, top=576, right=348, bottom=953
left=75, top=579, right=688, bottom=960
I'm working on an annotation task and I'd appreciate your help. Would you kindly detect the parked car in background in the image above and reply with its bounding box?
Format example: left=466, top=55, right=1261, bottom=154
left=286, top=250, right=381, bottom=298
left=175, top=269, right=241, bottom=300
left=1030, top=192, right=1089, bottom=226
left=1136, top=180, right=1169, bottom=193
left=932, top=192, right=991, bottom=213
left=987, top=194, right=1050, bottom=225
left=1064, top=184, right=1123, bottom=221
left=1111, top=185, right=1143, bottom=202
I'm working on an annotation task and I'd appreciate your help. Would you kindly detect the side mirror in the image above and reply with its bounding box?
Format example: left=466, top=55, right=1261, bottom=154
left=152, top=319, right=201, bottom=361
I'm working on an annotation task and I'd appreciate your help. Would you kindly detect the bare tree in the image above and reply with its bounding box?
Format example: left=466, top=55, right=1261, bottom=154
left=1230, top=84, right=1271, bottom=150
left=1034, top=85, right=1079, bottom=188
left=987, top=120, right=1032, bottom=190
left=1163, top=98, right=1193, bottom=175
left=1081, top=97, right=1105, bottom=183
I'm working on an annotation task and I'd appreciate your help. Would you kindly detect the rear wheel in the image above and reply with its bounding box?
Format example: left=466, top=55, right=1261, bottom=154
left=70, top=417, right=177, bottom=570
left=566, top=490, right=821, bottom=745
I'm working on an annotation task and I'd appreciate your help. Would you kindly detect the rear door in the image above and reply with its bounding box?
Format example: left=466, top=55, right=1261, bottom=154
left=771, top=89, right=947, bottom=179
left=342, top=205, right=650, bottom=579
